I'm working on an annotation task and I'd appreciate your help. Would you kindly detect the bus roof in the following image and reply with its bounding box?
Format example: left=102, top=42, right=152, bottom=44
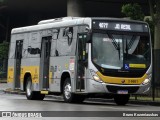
left=11, top=17, right=91, bottom=34
left=11, top=17, right=147, bottom=34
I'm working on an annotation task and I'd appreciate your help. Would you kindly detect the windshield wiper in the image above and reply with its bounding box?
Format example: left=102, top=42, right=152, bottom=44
left=125, top=38, right=129, bottom=59
left=108, top=34, right=120, bottom=60
left=127, top=35, right=136, bottom=50
left=125, top=35, right=136, bottom=58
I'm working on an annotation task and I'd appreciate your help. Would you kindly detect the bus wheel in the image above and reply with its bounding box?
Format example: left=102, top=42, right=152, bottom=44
left=63, top=78, right=85, bottom=103
left=26, top=76, right=45, bottom=100
left=63, top=78, right=74, bottom=103
left=114, top=94, right=130, bottom=105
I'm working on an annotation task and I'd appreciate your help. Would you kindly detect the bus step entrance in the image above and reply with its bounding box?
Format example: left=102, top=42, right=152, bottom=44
left=76, top=76, right=85, bottom=92
left=40, top=90, right=49, bottom=94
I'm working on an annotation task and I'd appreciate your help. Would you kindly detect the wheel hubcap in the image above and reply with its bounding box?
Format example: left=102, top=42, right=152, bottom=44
left=64, top=83, right=71, bottom=99
left=26, top=81, right=32, bottom=96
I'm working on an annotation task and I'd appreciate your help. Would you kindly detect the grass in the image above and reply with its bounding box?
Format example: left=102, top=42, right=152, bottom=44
left=0, top=79, right=7, bottom=83
left=130, top=96, right=160, bottom=102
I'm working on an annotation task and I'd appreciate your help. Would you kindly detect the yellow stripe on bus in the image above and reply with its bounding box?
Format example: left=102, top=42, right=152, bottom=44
left=97, top=71, right=147, bottom=85
left=8, top=66, right=53, bottom=84
left=7, top=67, right=14, bottom=83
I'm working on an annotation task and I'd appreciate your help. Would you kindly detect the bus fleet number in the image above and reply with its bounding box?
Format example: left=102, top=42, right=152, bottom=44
left=128, top=80, right=138, bottom=84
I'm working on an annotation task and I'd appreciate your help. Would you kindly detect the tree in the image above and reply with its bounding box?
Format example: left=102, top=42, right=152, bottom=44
left=148, top=0, right=160, bottom=87
left=0, top=41, right=9, bottom=74
left=122, top=3, right=154, bottom=43
left=0, top=0, right=8, bottom=41
left=122, top=3, right=154, bottom=38
left=0, top=0, right=8, bottom=73
left=121, top=3, right=144, bottom=21
left=148, top=0, right=160, bottom=49
left=0, top=41, right=9, bottom=60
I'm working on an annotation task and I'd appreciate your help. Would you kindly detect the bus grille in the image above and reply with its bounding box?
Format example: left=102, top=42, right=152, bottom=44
left=106, top=85, right=139, bottom=94
left=103, top=71, right=144, bottom=78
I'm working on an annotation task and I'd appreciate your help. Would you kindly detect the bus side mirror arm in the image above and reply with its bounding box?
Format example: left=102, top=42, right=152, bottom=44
left=83, top=54, right=88, bottom=67
left=78, top=49, right=88, bottom=66
left=86, top=33, right=91, bottom=43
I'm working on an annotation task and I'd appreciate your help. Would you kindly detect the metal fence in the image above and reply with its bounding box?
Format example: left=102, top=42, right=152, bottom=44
left=133, top=86, right=160, bottom=101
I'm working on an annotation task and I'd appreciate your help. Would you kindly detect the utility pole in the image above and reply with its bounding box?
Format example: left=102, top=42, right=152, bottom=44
left=67, top=0, right=85, bottom=17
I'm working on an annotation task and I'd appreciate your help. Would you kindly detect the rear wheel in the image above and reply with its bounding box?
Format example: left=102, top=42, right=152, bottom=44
left=114, top=94, right=130, bottom=105
left=63, top=78, right=85, bottom=103
left=26, top=76, right=45, bottom=100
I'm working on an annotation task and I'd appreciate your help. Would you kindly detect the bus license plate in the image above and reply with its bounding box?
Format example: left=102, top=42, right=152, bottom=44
left=117, top=90, right=128, bottom=94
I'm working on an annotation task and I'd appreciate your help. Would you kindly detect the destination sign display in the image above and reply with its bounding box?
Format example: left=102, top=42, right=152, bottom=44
left=92, top=20, right=149, bottom=32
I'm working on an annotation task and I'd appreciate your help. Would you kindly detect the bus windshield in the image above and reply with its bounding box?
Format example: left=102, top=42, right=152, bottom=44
left=92, top=33, right=151, bottom=70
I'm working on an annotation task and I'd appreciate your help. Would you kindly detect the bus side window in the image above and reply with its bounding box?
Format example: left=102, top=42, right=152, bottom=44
left=70, top=26, right=78, bottom=56
left=9, top=42, right=16, bottom=59
left=50, top=29, right=59, bottom=57
left=57, top=28, right=73, bottom=56
left=63, top=27, right=73, bottom=46
left=78, top=26, right=87, bottom=33
left=51, top=38, right=57, bottom=57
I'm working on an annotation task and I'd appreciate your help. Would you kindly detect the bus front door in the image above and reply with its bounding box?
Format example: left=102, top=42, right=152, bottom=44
left=14, top=40, right=23, bottom=89
left=40, top=36, right=51, bottom=90
left=76, top=34, right=87, bottom=92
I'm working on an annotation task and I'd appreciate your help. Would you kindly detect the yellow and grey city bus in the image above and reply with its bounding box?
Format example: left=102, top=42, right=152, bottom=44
left=7, top=17, right=152, bottom=105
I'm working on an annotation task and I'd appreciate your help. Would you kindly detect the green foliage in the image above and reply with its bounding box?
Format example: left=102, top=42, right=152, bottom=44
left=0, top=41, right=9, bottom=59
left=121, top=3, right=145, bottom=21
left=0, top=0, right=4, bottom=3
left=121, top=3, right=154, bottom=46
left=145, top=18, right=154, bottom=46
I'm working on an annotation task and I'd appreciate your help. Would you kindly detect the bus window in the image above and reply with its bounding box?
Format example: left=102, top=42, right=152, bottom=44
left=57, top=28, right=73, bottom=56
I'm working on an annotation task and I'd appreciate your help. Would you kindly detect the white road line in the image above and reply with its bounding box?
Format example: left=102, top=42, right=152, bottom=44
left=100, top=106, right=138, bottom=111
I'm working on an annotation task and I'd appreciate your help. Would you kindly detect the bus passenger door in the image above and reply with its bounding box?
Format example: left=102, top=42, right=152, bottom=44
left=76, top=34, right=88, bottom=92
left=40, top=36, right=51, bottom=90
left=14, top=40, right=23, bottom=89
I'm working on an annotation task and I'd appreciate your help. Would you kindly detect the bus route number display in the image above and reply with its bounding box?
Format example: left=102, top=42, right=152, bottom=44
left=92, top=20, right=148, bottom=32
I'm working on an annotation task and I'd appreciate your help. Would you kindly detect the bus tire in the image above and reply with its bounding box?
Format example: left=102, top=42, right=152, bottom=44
left=63, top=78, right=75, bottom=103
left=34, top=91, right=45, bottom=100
left=114, top=94, right=130, bottom=105
left=26, top=76, right=45, bottom=100
left=63, top=78, right=85, bottom=103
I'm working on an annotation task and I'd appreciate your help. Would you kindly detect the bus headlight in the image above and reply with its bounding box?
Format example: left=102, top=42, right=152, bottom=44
left=93, top=75, right=100, bottom=81
left=90, top=69, right=103, bottom=83
left=142, top=74, right=152, bottom=85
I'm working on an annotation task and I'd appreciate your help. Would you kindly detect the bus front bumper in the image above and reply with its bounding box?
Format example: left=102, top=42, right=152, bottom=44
left=87, top=79, right=151, bottom=94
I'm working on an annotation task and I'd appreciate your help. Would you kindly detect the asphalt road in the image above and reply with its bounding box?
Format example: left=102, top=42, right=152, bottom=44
left=0, top=90, right=160, bottom=120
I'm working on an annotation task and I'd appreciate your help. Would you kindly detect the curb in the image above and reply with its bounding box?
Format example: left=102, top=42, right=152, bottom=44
left=3, top=89, right=25, bottom=95
left=3, top=89, right=160, bottom=106
left=86, top=98, right=160, bottom=106
left=129, top=100, right=160, bottom=106
left=0, top=80, right=7, bottom=83
left=3, top=89, right=64, bottom=100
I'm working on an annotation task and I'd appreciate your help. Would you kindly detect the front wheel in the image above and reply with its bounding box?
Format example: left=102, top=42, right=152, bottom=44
left=63, top=78, right=85, bottom=103
left=114, top=94, right=130, bottom=105
left=26, top=76, right=45, bottom=100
